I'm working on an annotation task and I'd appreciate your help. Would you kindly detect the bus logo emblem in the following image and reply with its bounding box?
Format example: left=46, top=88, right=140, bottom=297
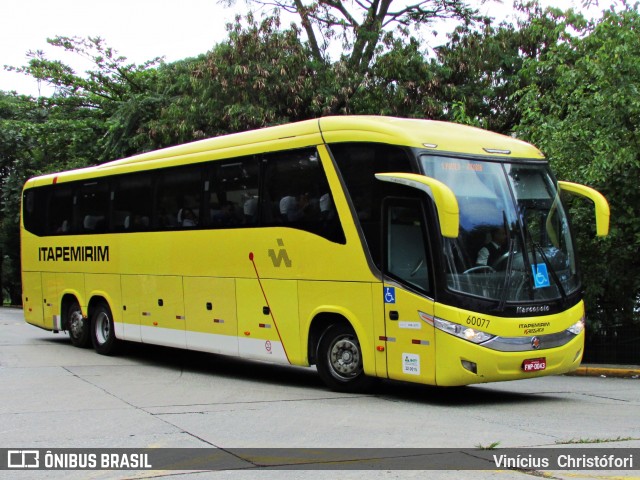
left=268, top=239, right=292, bottom=268
left=531, top=337, right=541, bottom=349
left=7, top=450, right=39, bottom=468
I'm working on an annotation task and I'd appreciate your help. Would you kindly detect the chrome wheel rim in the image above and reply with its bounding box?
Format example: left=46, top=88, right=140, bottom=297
left=327, top=335, right=362, bottom=380
left=69, top=310, right=84, bottom=338
left=95, top=312, right=110, bottom=345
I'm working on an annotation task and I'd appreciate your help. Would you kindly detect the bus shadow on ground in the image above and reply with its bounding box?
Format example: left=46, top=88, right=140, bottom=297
left=44, top=335, right=560, bottom=406
left=372, top=380, right=557, bottom=407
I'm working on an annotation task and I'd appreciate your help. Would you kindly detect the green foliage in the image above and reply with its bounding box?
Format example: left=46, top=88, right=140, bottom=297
left=8, top=36, right=163, bottom=110
left=241, top=0, right=482, bottom=73
left=5, top=36, right=165, bottom=161
left=186, top=15, right=320, bottom=130
left=353, top=37, right=443, bottom=118
left=0, top=92, right=105, bottom=302
left=516, top=6, right=640, bottom=328
left=433, top=1, right=591, bottom=133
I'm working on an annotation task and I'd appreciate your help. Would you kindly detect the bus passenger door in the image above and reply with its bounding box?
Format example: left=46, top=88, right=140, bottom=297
left=382, top=198, right=436, bottom=385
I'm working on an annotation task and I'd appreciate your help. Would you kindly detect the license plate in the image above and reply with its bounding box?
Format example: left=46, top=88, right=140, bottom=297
left=522, top=357, right=546, bottom=372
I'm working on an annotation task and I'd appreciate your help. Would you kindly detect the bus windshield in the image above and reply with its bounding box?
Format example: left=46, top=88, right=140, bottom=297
left=420, top=155, right=578, bottom=304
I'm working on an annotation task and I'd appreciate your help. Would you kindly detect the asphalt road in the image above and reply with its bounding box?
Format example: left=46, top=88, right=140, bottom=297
left=1, top=307, right=638, bottom=480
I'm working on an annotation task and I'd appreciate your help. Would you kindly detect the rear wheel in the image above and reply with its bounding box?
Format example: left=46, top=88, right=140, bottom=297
left=316, top=323, right=374, bottom=393
left=67, top=300, right=91, bottom=348
left=91, top=302, right=120, bottom=355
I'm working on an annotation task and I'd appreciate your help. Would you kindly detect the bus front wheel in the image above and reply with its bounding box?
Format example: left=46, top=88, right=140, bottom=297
left=67, top=300, right=91, bottom=348
left=91, top=302, right=120, bottom=356
left=316, top=323, right=373, bottom=393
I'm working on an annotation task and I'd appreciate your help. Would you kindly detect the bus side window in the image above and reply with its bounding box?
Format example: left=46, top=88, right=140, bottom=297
left=262, top=148, right=345, bottom=243
left=385, top=201, right=431, bottom=294
left=77, top=180, right=109, bottom=234
left=330, top=142, right=414, bottom=266
left=23, top=188, right=48, bottom=237
left=208, top=157, right=260, bottom=228
left=111, top=174, right=153, bottom=232
left=155, top=165, right=203, bottom=229
left=48, top=186, right=75, bottom=235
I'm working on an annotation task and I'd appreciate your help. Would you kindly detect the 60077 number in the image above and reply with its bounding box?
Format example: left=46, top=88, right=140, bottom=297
left=467, top=315, right=490, bottom=328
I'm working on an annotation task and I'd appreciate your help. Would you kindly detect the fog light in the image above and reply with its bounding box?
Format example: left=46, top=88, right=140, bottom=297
left=461, top=360, right=478, bottom=374
left=573, top=349, right=582, bottom=362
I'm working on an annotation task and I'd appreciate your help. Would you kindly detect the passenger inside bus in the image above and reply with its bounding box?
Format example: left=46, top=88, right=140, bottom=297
left=211, top=202, right=238, bottom=227
left=279, top=193, right=310, bottom=222
left=179, top=208, right=198, bottom=227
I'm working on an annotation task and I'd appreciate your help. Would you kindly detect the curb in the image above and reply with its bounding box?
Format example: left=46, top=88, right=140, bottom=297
left=569, top=365, right=640, bottom=378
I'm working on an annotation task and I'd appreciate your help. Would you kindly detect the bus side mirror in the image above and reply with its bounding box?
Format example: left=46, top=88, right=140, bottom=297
left=375, top=172, right=460, bottom=238
left=558, top=181, right=610, bottom=237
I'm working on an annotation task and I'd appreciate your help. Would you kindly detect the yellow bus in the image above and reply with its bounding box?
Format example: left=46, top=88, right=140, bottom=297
left=20, top=116, right=610, bottom=391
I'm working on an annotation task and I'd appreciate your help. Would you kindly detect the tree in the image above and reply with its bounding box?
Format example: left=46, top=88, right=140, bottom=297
left=249, top=0, right=479, bottom=66
left=8, top=36, right=162, bottom=110
left=224, top=0, right=483, bottom=112
left=7, top=36, right=164, bottom=161
left=515, top=6, right=640, bottom=351
left=0, top=92, right=105, bottom=304
left=431, top=1, right=590, bottom=133
left=349, top=36, right=443, bottom=117
left=138, top=14, right=323, bottom=141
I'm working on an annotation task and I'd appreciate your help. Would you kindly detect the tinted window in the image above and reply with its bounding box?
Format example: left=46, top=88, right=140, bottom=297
left=262, top=148, right=344, bottom=243
left=23, top=188, right=47, bottom=236
left=330, top=143, right=413, bottom=265
left=77, top=181, right=110, bottom=233
left=156, top=166, right=203, bottom=229
left=23, top=147, right=348, bottom=241
left=204, top=157, right=260, bottom=228
left=111, top=174, right=153, bottom=231
left=386, top=201, right=430, bottom=293
left=48, top=185, right=75, bottom=235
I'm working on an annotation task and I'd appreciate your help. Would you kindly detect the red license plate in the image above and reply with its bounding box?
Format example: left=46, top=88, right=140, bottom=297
left=522, top=358, right=546, bottom=372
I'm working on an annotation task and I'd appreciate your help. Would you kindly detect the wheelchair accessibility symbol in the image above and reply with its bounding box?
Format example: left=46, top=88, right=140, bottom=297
left=531, top=263, right=550, bottom=289
left=384, top=287, right=396, bottom=304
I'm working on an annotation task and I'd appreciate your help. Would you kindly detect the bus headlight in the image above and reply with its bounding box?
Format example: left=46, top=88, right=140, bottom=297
left=567, top=316, right=585, bottom=335
left=434, top=318, right=495, bottom=344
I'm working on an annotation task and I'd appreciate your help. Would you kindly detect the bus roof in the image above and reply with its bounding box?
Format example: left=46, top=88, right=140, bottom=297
left=25, top=116, right=544, bottom=187
left=318, top=116, right=543, bottom=158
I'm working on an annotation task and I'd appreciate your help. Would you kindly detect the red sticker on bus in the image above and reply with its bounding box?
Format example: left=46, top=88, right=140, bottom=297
left=522, top=358, right=546, bottom=372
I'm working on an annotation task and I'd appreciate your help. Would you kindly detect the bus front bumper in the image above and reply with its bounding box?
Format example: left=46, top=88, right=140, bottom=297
left=434, top=330, right=584, bottom=386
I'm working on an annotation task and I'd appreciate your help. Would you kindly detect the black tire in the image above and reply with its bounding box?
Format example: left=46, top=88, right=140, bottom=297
left=67, top=300, right=91, bottom=348
left=90, top=302, right=120, bottom=355
left=316, top=323, right=374, bottom=393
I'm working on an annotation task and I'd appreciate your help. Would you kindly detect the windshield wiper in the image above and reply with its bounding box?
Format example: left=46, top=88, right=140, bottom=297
left=498, top=212, right=514, bottom=310
left=520, top=213, right=568, bottom=304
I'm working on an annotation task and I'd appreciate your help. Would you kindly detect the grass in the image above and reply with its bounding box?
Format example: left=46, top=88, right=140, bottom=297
left=476, top=441, right=501, bottom=450
left=555, top=436, right=638, bottom=445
